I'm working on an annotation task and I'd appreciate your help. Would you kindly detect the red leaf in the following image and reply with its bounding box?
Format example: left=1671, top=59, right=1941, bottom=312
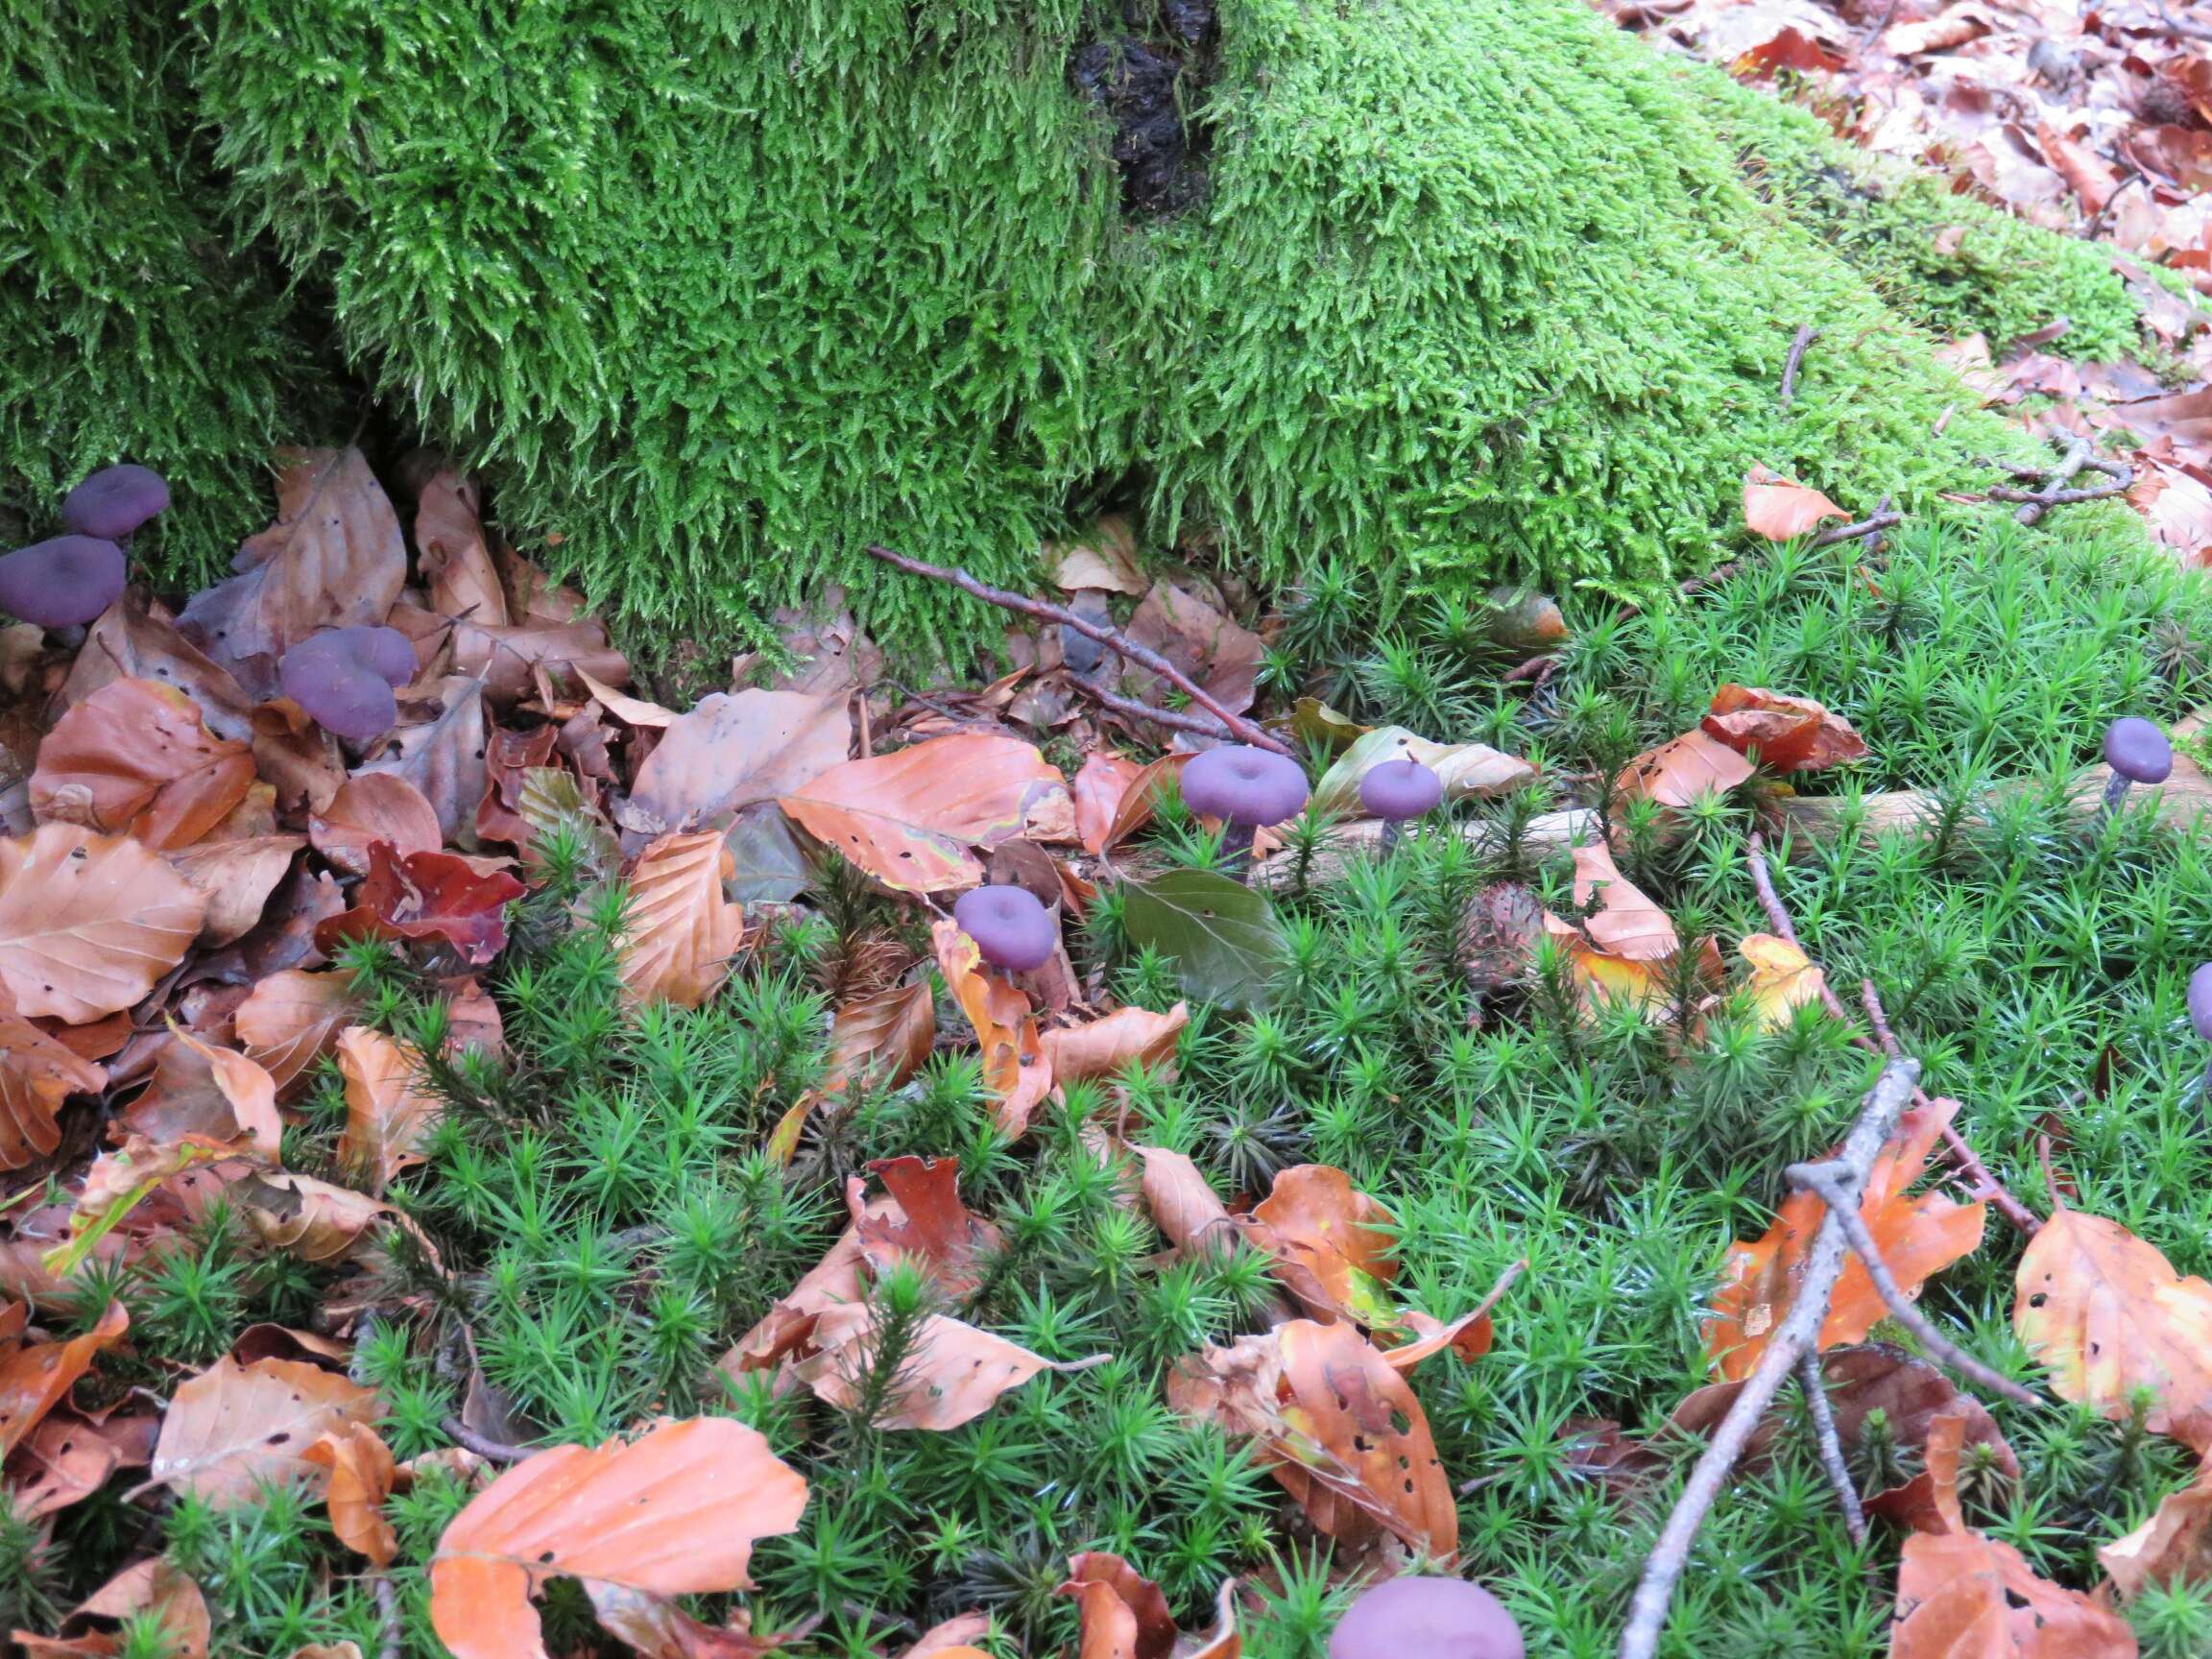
left=315, top=842, right=524, bottom=965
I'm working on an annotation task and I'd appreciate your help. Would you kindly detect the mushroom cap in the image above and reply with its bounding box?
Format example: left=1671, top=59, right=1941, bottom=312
left=953, top=884, right=1058, bottom=974
left=1181, top=744, right=1310, bottom=828
left=2190, top=963, right=2212, bottom=1044
left=1358, top=757, right=1443, bottom=821
left=60, top=465, right=169, bottom=541
left=2104, top=716, right=2174, bottom=785
left=1329, top=1577, right=1524, bottom=1659
left=278, top=626, right=416, bottom=744
left=0, top=535, right=127, bottom=629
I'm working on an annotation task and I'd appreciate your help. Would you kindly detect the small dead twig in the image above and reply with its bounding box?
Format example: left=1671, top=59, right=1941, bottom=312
left=1780, top=325, right=1819, bottom=415
left=1085, top=680, right=1260, bottom=745
left=1796, top=1351, right=1867, bottom=1545
left=441, top=1416, right=532, bottom=1463
left=1808, top=510, right=1903, bottom=550
left=1986, top=437, right=2133, bottom=527
left=863, top=543, right=1289, bottom=755
left=374, top=1576, right=402, bottom=1659
left=2153, top=0, right=2212, bottom=40
left=1619, top=1059, right=1922, bottom=1659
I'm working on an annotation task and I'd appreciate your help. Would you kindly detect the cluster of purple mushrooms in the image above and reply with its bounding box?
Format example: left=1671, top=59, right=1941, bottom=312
left=3, top=464, right=415, bottom=745
left=2107, top=716, right=2212, bottom=1076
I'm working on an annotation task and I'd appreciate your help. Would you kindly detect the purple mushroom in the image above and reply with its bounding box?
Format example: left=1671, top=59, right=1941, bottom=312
left=953, top=884, right=1058, bottom=974
left=60, top=465, right=168, bottom=541
left=2190, top=964, right=2212, bottom=1107
left=1181, top=743, right=1310, bottom=878
left=1359, top=756, right=1443, bottom=853
left=2103, top=716, right=2174, bottom=814
left=0, top=535, right=127, bottom=629
left=278, top=624, right=417, bottom=745
left=1329, top=1576, right=1524, bottom=1659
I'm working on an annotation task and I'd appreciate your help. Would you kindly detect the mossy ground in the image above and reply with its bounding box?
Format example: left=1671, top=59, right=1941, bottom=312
left=17, top=509, right=2212, bottom=1658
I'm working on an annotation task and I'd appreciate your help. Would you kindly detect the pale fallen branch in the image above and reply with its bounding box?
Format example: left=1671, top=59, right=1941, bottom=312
left=1796, top=1350, right=1866, bottom=1546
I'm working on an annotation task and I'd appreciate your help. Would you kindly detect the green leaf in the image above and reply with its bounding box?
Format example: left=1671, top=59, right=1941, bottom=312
left=1122, top=869, right=1288, bottom=1011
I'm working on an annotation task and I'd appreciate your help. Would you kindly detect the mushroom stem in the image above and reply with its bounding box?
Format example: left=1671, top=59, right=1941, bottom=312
left=2101, top=773, right=2132, bottom=815
left=1378, top=819, right=1405, bottom=855
left=1221, top=828, right=1256, bottom=881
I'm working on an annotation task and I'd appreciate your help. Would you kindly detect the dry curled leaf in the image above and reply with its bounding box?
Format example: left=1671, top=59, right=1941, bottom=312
left=1073, top=752, right=1146, bottom=855
left=165, top=834, right=305, bottom=947
left=119, top=1029, right=280, bottom=1152
left=429, top=1418, right=807, bottom=1659
left=851, top=1157, right=1004, bottom=1299
left=1738, top=933, right=1828, bottom=1031
left=315, top=841, right=524, bottom=966
left=303, top=1420, right=398, bottom=1566
left=417, top=469, right=508, bottom=628
left=0, top=1017, right=105, bottom=1171
left=148, top=1355, right=378, bottom=1508
left=0, top=1299, right=127, bottom=1459
left=1130, top=1143, right=1232, bottom=1257
left=234, top=969, right=363, bottom=1097
left=619, top=689, right=852, bottom=839
left=356, top=675, right=489, bottom=845
left=1541, top=840, right=1720, bottom=1020
left=232, top=1169, right=410, bottom=1264
left=618, top=831, right=746, bottom=1009
left=0, top=825, right=206, bottom=1022
left=931, top=918, right=1052, bottom=1137
left=1060, top=1552, right=1177, bottom=1659
left=717, top=1229, right=867, bottom=1378
left=1310, top=726, right=1536, bottom=820
left=31, top=679, right=254, bottom=850
left=335, top=1025, right=442, bottom=1193
left=1614, top=731, right=1755, bottom=811
left=1038, top=1002, right=1188, bottom=1085
left=1702, top=685, right=1870, bottom=773
left=6, top=1407, right=158, bottom=1520
left=16, top=1557, right=210, bottom=1659
left=1892, top=1528, right=2134, bottom=1658
left=1743, top=464, right=1846, bottom=541
left=767, top=980, right=935, bottom=1164
left=2101, top=1462, right=2212, bottom=1601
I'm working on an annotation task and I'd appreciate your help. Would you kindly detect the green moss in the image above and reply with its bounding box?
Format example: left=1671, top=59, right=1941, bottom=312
left=0, top=0, right=340, bottom=585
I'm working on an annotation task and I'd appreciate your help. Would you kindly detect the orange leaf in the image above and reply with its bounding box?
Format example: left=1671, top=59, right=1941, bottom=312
left=303, top=1421, right=399, bottom=1566
left=1738, top=933, right=1828, bottom=1030
left=931, top=919, right=1052, bottom=1137
left=1130, top=1143, right=1232, bottom=1256
left=1615, top=731, right=1756, bottom=811
left=165, top=833, right=306, bottom=946
left=1099, top=753, right=1191, bottom=853
left=315, top=842, right=524, bottom=966
left=1246, top=1165, right=1401, bottom=1329
left=429, top=1418, right=807, bottom=1659
left=851, top=1157, right=1004, bottom=1299
left=1565, top=842, right=1678, bottom=961
left=17, top=1557, right=210, bottom=1659
left=780, top=734, right=1070, bottom=894
left=1703, top=685, right=1870, bottom=773
left=766, top=980, right=934, bottom=1163
left=616, top=831, right=746, bottom=1009
left=30, top=679, right=256, bottom=851
left=717, top=1229, right=868, bottom=1377
left=1706, top=1094, right=1986, bottom=1380
left=234, top=969, right=363, bottom=1097
left=1060, top=1552, right=1176, bottom=1659
left=1743, top=464, right=1846, bottom=541
left=0, top=1300, right=127, bottom=1458
left=2101, top=1460, right=2212, bottom=1600
left=1039, top=1002, right=1188, bottom=1085
left=617, top=688, right=852, bottom=839
left=0, top=825, right=206, bottom=1022
left=310, top=774, right=443, bottom=876
left=2013, top=1206, right=2212, bottom=1453
left=119, top=1029, right=281, bottom=1152
left=1073, top=752, right=1145, bottom=856
left=148, top=1355, right=379, bottom=1507
left=0, top=1017, right=105, bottom=1171
left=1892, top=1529, right=2133, bottom=1658
left=789, top=1304, right=1070, bottom=1430
left=335, top=1026, right=442, bottom=1193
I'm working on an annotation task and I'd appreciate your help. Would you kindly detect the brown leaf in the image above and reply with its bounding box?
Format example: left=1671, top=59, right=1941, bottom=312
left=584, top=1583, right=786, bottom=1659
left=1050, top=516, right=1146, bottom=594
left=0, top=1300, right=127, bottom=1458
left=119, top=1030, right=281, bottom=1152
left=0, top=826, right=205, bottom=1022
left=166, top=834, right=306, bottom=947
left=31, top=680, right=255, bottom=849
left=453, top=619, right=630, bottom=707
left=5, top=1407, right=157, bottom=1519
left=1892, top=1529, right=2133, bottom=1658
left=1130, top=1143, right=1232, bottom=1256
left=781, top=734, right=1070, bottom=895
left=356, top=675, right=489, bottom=846
left=61, top=591, right=253, bottom=744
left=0, top=1017, right=105, bottom=1171
left=1743, top=465, right=1846, bottom=541
left=444, top=976, right=504, bottom=1060
left=769, top=981, right=937, bottom=1162
left=618, top=831, right=746, bottom=1009
left=2013, top=1204, right=2212, bottom=1453
left=302, top=1421, right=399, bottom=1566
left=148, top=1354, right=378, bottom=1507
left=931, top=918, right=1052, bottom=1137
left=1121, top=581, right=1263, bottom=717
left=2128, top=126, right=2212, bottom=193
left=2101, top=1461, right=2212, bottom=1600
left=231, top=1169, right=410, bottom=1264
left=789, top=1303, right=1070, bottom=1430
left=852, top=1157, right=1005, bottom=1300
left=901, top=1614, right=992, bottom=1659
left=1039, top=1002, right=1188, bottom=1085
left=316, top=841, right=524, bottom=966
left=1100, top=753, right=1191, bottom=853
left=1707, top=1095, right=1986, bottom=1381
left=417, top=471, right=508, bottom=628
left=1245, top=1165, right=1402, bottom=1330
left=1059, top=1552, right=1176, bottom=1659
left=17, top=1558, right=210, bottom=1659
left=178, top=448, right=408, bottom=698
left=717, top=1229, right=867, bottom=1377
left=1073, top=752, right=1145, bottom=855
left=619, top=690, right=852, bottom=838
left=1702, top=686, right=1869, bottom=773
left=234, top=969, right=363, bottom=1097
left=1614, top=731, right=1756, bottom=809
left=335, top=1026, right=442, bottom=1193
left=312, top=775, right=443, bottom=876
left=428, top=1418, right=807, bottom=1659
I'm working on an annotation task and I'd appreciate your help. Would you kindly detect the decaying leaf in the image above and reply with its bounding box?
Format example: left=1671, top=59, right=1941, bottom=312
left=1059, top=1552, right=1177, bottom=1659
left=429, top=1418, right=807, bottom=1659
left=0, top=1299, right=127, bottom=1458
left=2013, top=1204, right=2212, bottom=1453
left=1708, top=1094, right=1987, bottom=1381
left=1738, top=933, right=1828, bottom=1030
left=234, top=969, right=363, bottom=1096
left=316, top=841, right=524, bottom=966
left=767, top=981, right=936, bottom=1163
left=0, top=824, right=206, bottom=1022
left=1039, top=1002, right=1188, bottom=1085
left=851, top=1157, right=1004, bottom=1299
left=1892, top=1528, right=2134, bottom=1658
left=1073, top=752, right=1146, bottom=856
left=303, top=1420, right=399, bottom=1566
left=718, top=1229, right=868, bottom=1377
left=618, top=831, right=746, bottom=1009
left=1702, top=685, right=1870, bottom=773
left=2101, top=1462, right=2212, bottom=1600
left=619, top=689, right=852, bottom=839
left=1130, top=1143, right=1232, bottom=1256
left=311, top=774, right=443, bottom=876
left=148, top=1355, right=378, bottom=1507
left=1120, top=580, right=1264, bottom=717
left=166, top=833, right=306, bottom=947
left=790, top=1303, right=1074, bottom=1431
left=31, top=678, right=255, bottom=850
left=120, top=1029, right=281, bottom=1151
left=1743, top=465, right=1846, bottom=541
left=335, top=1025, right=442, bottom=1192
left=1097, top=753, right=1190, bottom=853
left=6, top=1407, right=158, bottom=1520
left=1614, top=731, right=1756, bottom=811
left=356, top=675, right=489, bottom=845
left=417, top=469, right=508, bottom=627
left=232, top=1169, right=409, bottom=1263
left=1310, top=726, right=1536, bottom=820
left=0, top=1017, right=105, bottom=1171
left=932, top=918, right=1052, bottom=1137
left=16, top=1557, right=210, bottom=1659
left=1541, top=841, right=1720, bottom=1020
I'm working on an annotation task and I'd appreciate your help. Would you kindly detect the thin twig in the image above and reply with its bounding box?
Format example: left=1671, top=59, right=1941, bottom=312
left=1809, top=510, right=1903, bottom=549
left=1619, top=1059, right=1921, bottom=1659
left=863, top=542, right=1290, bottom=755
left=1787, top=1162, right=2041, bottom=1407
left=373, top=1576, right=402, bottom=1659
left=2000, top=436, right=2116, bottom=527
left=442, top=1415, right=533, bottom=1463
left=1780, top=325, right=1819, bottom=415
left=1988, top=480, right=2130, bottom=512
left=1796, top=1351, right=1867, bottom=1544
left=1083, top=679, right=1251, bottom=744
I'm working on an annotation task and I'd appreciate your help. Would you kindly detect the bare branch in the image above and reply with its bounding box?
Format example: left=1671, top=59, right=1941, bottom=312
left=1797, top=1351, right=1867, bottom=1545
left=1780, top=325, right=1819, bottom=415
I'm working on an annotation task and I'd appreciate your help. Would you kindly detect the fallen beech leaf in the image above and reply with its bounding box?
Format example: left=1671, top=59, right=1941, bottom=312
left=31, top=679, right=254, bottom=850
left=0, top=1017, right=105, bottom=1171
left=179, top=447, right=408, bottom=699
left=315, top=841, right=524, bottom=966
left=416, top=471, right=508, bottom=628
left=453, top=619, right=630, bottom=706
left=1039, top=1002, right=1188, bottom=1084
left=1246, top=1166, right=1400, bottom=1330
left=931, top=919, right=1052, bottom=1136
left=475, top=727, right=561, bottom=848
left=445, top=976, right=504, bottom=1059
left=234, top=969, right=363, bottom=1097
left=1060, top=1552, right=1176, bottom=1659
left=2101, top=1461, right=2212, bottom=1600
left=1739, top=933, right=1827, bottom=1031
left=335, top=1026, right=441, bottom=1192
left=618, top=831, right=746, bottom=1009
left=1050, top=516, right=1145, bottom=594
left=356, top=675, right=489, bottom=845
left=514, top=767, right=622, bottom=878
left=428, top=1418, right=807, bottom=1659
left=1073, top=752, right=1145, bottom=855
left=1892, top=1529, right=2133, bottom=1658
left=63, top=590, right=254, bottom=743
left=232, top=1169, right=409, bottom=1263
left=166, top=834, right=306, bottom=946
left=902, top=1614, right=992, bottom=1659
left=48, top=1136, right=237, bottom=1277
left=1708, top=1094, right=1986, bottom=1381
left=17, top=1557, right=211, bottom=1659
left=1121, top=869, right=1288, bottom=1013
left=852, top=1157, right=1004, bottom=1299
left=1289, top=697, right=1370, bottom=753
left=303, top=1421, right=399, bottom=1565
left=1881, top=9, right=1988, bottom=54
left=718, top=1229, right=868, bottom=1376
left=1121, top=580, right=1263, bottom=716
left=620, top=689, right=852, bottom=838
left=311, top=775, right=443, bottom=876
left=1099, top=753, right=1190, bottom=852
left=2128, top=125, right=2212, bottom=194
left=120, top=1030, right=280, bottom=1152
left=1743, top=465, right=1846, bottom=541
left=583, top=1582, right=786, bottom=1659
left=1131, top=1143, right=1232, bottom=1256
left=781, top=734, right=1070, bottom=895
left=0, top=1300, right=126, bottom=1457
left=576, top=667, right=677, bottom=728
left=1614, top=731, right=1756, bottom=810
left=2013, top=1205, right=2212, bottom=1453
left=1702, top=686, right=1869, bottom=773
left=7, top=1407, right=158, bottom=1519
left=1733, top=23, right=1845, bottom=75
left=790, top=1303, right=1071, bottom=1430
left=148, top=1354, right=378, bottom=1507
left=768, top=981, right=936, bottom=1163
left=1542, top=842, right=1720, bottom=1022
left=1311, top=726, right=1536, bottom=819
left=0, top=825, right=206, bottom=1022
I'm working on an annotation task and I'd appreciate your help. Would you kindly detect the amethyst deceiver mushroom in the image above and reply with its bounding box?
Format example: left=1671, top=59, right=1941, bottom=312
left=2190, top=964, right=2212, bottom=1107
left=60, top=465, right=168, bottom=541
left=1181, top=743, right=1310, bottom=878
left=2103, top=716, right=2174, bottom=814
left=1359, top=756, right=1443, bottom=853
left=278, top=624, right=417, bottom=745
left=954, top=883, right=1058, bottom=974
left=1328, top=1576, right=1524, bottom=1659
left=0, top=535, right=127, bottom=629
